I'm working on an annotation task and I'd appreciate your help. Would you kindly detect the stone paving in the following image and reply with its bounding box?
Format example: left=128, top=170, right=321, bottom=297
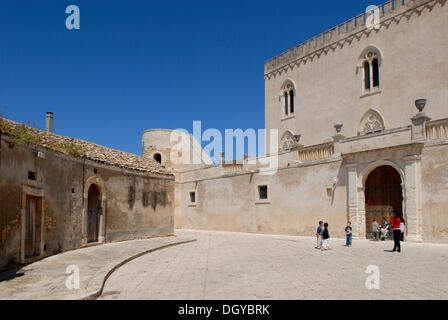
left=100, top=229, right=448, bottom=300
left=0, top=235, right=194, bottom=300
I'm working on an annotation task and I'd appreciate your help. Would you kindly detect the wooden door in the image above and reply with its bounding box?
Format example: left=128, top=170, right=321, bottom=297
left=365, top=166, right=403, bottom=239
left=87, top=185, right=101, bottom=243
left=25, top=196, right=37, bottom=257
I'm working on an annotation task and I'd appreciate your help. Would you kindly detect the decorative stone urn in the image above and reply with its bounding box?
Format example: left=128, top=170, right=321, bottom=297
left=334, top=124, right=343, bottom=133
left=411, top=99, right=430, bottom=142
left=415, top=99, right=427, bottom=113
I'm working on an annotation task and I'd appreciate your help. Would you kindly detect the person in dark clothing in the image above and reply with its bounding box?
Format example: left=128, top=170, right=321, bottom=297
left=345, top=221, right=353, bottom=247
left=390, top=210, right=402, bottom=253
left=315, top=221, right=324, bottom=249
left=321, top=223, right=331, bottom=250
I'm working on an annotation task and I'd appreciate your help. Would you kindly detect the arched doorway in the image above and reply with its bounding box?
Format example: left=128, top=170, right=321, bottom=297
left=364, top=165, right=403, bottom=239
left=87, top=184, right=101, bottom=243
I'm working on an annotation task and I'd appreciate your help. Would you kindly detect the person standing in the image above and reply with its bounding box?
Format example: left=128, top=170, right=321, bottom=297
left=372, top=219, right=379, bottom=240
left=390, top=210, right=402, bottom=253
left=321, top=223, right=331, bottom=251
left=315, top=221, right=323, bottom=249
left=400, top=219, right=405, bottom=241
left=345, top=222, right=353, bottom=247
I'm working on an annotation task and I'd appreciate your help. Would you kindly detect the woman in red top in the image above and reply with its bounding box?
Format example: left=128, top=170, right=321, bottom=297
left=390, top=210, right=402, bottom=253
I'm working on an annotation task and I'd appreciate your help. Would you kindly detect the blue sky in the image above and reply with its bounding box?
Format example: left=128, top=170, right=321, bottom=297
left=0, top=0, right=380, bottom=158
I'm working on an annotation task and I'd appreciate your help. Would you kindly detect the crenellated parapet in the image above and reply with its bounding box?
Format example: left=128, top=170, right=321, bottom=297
left=264, top=0, right=441, bottom=79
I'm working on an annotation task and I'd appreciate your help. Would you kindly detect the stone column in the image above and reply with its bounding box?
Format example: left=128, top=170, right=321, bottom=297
left=411, top=103, right=431, bottom=143
left=403, top=155, right=423, bottom=242
left=347, top=164, right=361, bottom=238
left=98, top=197, right=106, bottom=243
left=357, top=186, right=366, bottom=239
left=81, top=203, right=88, bottom=246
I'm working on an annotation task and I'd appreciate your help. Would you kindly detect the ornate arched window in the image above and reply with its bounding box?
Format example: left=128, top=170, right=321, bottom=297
left=279, top=130, right=301, bottom=151
left=279, top=131, right=295, bottom=151
left=358, top=109, right=385, bottom=135
left=359, top=47, right=382, bottom=93
left=280, top=80, right=296, bottom=116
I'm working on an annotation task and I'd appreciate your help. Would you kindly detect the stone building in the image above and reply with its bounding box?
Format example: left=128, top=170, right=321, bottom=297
left=144, top=0, right=448, bottom=243
left=0, top=116, right=174, bottom=270
left=1, top=0, right=447, bottom=272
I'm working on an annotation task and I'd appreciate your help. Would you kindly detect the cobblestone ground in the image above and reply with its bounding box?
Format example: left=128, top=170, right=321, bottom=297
left=100, top=229, right=448, bottom=300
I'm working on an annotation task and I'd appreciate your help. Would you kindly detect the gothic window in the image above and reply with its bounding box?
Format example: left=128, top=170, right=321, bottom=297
left=279, top=131, right=295, bottom=151
left=359, top=47, right=382, bottom=93
left=279, top=130, right=301, bottom=152
left=280, top=80, right=296, bottom=116
left=358, top=110, right=385, bottom=135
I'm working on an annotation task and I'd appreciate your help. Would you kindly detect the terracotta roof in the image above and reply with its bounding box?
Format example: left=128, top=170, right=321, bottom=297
left=0, top=117, right=172, bottom=176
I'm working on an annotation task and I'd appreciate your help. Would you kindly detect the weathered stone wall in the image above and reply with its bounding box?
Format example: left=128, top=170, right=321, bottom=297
left=175, top=159, right=348, bottom=238
left=421, top=143, right=448, bottom=243
left=0, top=135, right=174, bottom=270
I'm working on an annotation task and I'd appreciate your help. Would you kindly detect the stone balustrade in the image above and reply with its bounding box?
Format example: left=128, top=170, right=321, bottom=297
left=426, top=118, right=448, bottom=141
left=298, top=143, right=335, bottom=163
left=222, top=162, right=244, bottom=174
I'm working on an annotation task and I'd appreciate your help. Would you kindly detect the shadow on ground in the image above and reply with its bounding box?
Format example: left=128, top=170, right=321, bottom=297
left=0, top=266, right=25, bottom=282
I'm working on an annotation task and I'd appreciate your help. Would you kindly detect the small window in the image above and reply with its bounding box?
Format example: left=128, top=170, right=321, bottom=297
left=284, top=92, right=289, bottom=115
left=153, top=153, right=162, bottom=164
left=372, top=58, right=379, bottom=88
left=289, top=90, right=294, bottom=114
left=189, top=192, right=196, bottom=203
left=364, top=61, right=371, bottom=90
left=28, top=171, right=37, bottom=181
left=258, top=185, right=268, bottom=200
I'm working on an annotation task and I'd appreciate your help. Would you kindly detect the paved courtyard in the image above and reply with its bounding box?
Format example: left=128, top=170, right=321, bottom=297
left=100, top=229, right=448, bottom=300
left=1, top=229, right=447, bottom=300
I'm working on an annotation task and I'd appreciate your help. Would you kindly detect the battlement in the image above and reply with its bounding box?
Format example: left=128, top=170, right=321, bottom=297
left=264, top=0, right=437, bottom=78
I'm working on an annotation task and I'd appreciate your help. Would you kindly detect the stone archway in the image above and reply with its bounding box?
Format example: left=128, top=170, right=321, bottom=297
left=364, top=165, right=403, bottom=239
left=82, top=176, right=106, bottom=245
left=347, top=152, right=423, bottom=242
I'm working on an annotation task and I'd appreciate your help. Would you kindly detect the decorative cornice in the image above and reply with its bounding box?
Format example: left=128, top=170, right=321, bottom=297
left=264, top=0, right=441, bottom=79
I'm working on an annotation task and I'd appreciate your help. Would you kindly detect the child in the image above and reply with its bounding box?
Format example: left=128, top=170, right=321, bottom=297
left=345, top=221, right=352, bottom=247
left=315, top=221, right=323, bottom=249
left=321, top=223, right=331, bottom=250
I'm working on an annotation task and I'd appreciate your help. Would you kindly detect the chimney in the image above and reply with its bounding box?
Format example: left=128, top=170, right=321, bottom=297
left=46, top=112, right=53, bottom=133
